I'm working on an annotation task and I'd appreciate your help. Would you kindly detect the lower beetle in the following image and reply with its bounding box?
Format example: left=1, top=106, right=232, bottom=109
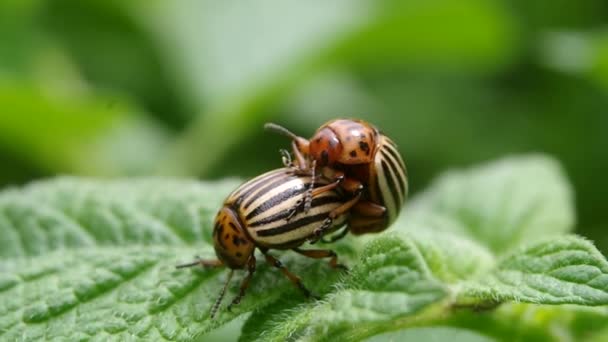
left=177, top=168, right=349, bottom=318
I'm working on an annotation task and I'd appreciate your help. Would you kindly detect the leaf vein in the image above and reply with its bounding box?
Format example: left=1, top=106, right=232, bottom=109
left=138, top=208, right=191, bottom=243
left=0, top=208, right=27, bottom=257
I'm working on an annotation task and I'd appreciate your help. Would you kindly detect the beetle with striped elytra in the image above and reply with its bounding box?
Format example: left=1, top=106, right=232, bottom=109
left=265, top=118, right=408, bottom=243
left=176, top=168, right=349, bottom=318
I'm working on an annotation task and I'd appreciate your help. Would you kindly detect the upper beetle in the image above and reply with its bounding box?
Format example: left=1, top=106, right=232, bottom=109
left=265, top=118, right=408, bottom=241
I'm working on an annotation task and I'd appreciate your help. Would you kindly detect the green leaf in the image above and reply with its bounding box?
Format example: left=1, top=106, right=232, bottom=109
left=401, top=155, right=574, bottom=254
left=1, top=155, right=606, bottom=341
left=0, top=177, right=240, bottom=258
left=409, top=230, right=495, bottom=284
left=240, top=234, right=447, bottom=342
left=458, top=235, right=608, bottom=306
left=0, top=245, right=269, bottom=341
left=2, top=177, right=445, bottom=341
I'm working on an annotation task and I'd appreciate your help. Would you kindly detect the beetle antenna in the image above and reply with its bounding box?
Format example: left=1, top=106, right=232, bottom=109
left=175, top=260, right=201, bottom=268
left=264, top=123, right=299, bottom=140
left=210, top=270, right=234, bottom=319
left=175, top=257, right=223, bottom=269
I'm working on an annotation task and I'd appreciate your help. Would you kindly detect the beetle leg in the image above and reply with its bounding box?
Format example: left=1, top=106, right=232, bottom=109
left=339, top=177, right=364, bottom=194
left=280, top=149, right=292, bottom=167
left=348, top=201, right=388, bottom=234
left=210, top=270, right=234, bottom=319
left=320, top=226, right=350, bottom=243
left=293, top=247, right=348, bottom=271
left=286, top=175, right=341, bottom=221
left=291, top=140, right=310, bottom=170
left=349, top=216, right=386, bottom=234
left=286, top=198, right=304, bottom=221
left=311, top=178, right=342, bottom=196
left=227, top=255, right=257, bottom=311
left=302, top=159, right=317, bottom=213
left=262, top=250, right=318, bottom=299
left=352, top=200, right=386, bottom=217
left=310, top=191, right=362, bottom=243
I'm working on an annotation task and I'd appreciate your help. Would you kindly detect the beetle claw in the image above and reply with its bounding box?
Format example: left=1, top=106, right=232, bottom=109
left=335, top=263, right=349, bottom=272
left=227, top=295, right=243, bottom=313
left=280, top=149, right=293, bottom=167
left=286, top=198, right=305, bottom=221
left=303, top=193, right=312, bottom=213
left=286, top=193, right=313, bottom=221
left=309, top=218, right=333, bottom=244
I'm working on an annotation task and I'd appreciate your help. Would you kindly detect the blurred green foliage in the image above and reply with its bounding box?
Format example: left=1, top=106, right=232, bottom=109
left=1, top=0, right=607, bottom=253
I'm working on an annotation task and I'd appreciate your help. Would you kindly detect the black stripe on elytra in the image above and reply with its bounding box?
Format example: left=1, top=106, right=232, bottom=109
left=243, top=173, right=298, bottom=209
left=383, top=142, right=407, bottom=177
left=385, top=136, right=397, bottom=148
left=231, top=170, right=277, bottom=199
left=245, top=184, right=307, bottom=221
left=373, top=164, right=383, bottom=205
left=249, top=195, right=340, bottom=228
left=381, top=156, right=402, bottom=208
left=234, top=170, right=289, bottom=206
left=382, top=149, right=407, bottom=201
left=256, top=213, right=328, bottom=237
left=244, top=174, right=330, bottom=221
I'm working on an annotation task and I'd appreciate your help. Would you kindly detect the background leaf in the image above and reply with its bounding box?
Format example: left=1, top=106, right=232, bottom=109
left=408, top=230, right=495, bottom=283
left=240, top=234, right=447, bottom=342
left=401, top=155, right=575, bottom=254
left=0, top=177, right=239, bottom=258
left=458, top=235, right=608, bottom=306
left=0, top=82, right=170, bottom=177
left=140, top=0, right=516, bottom=177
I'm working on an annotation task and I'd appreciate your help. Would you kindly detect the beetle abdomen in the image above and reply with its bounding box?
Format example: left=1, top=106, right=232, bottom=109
left=227, top=169, right=347, bottom=248
left=249, top=190, right=346, bottom=247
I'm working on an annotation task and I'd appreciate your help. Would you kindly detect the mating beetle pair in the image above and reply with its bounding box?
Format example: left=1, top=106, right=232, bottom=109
left=177, top=119, right=408, bottom=318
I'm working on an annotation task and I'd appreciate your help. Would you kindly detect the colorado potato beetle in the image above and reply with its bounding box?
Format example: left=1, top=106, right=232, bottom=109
left=177, top=168, right=349, bottom=318
left=265, top=119, right=408, bottom=241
